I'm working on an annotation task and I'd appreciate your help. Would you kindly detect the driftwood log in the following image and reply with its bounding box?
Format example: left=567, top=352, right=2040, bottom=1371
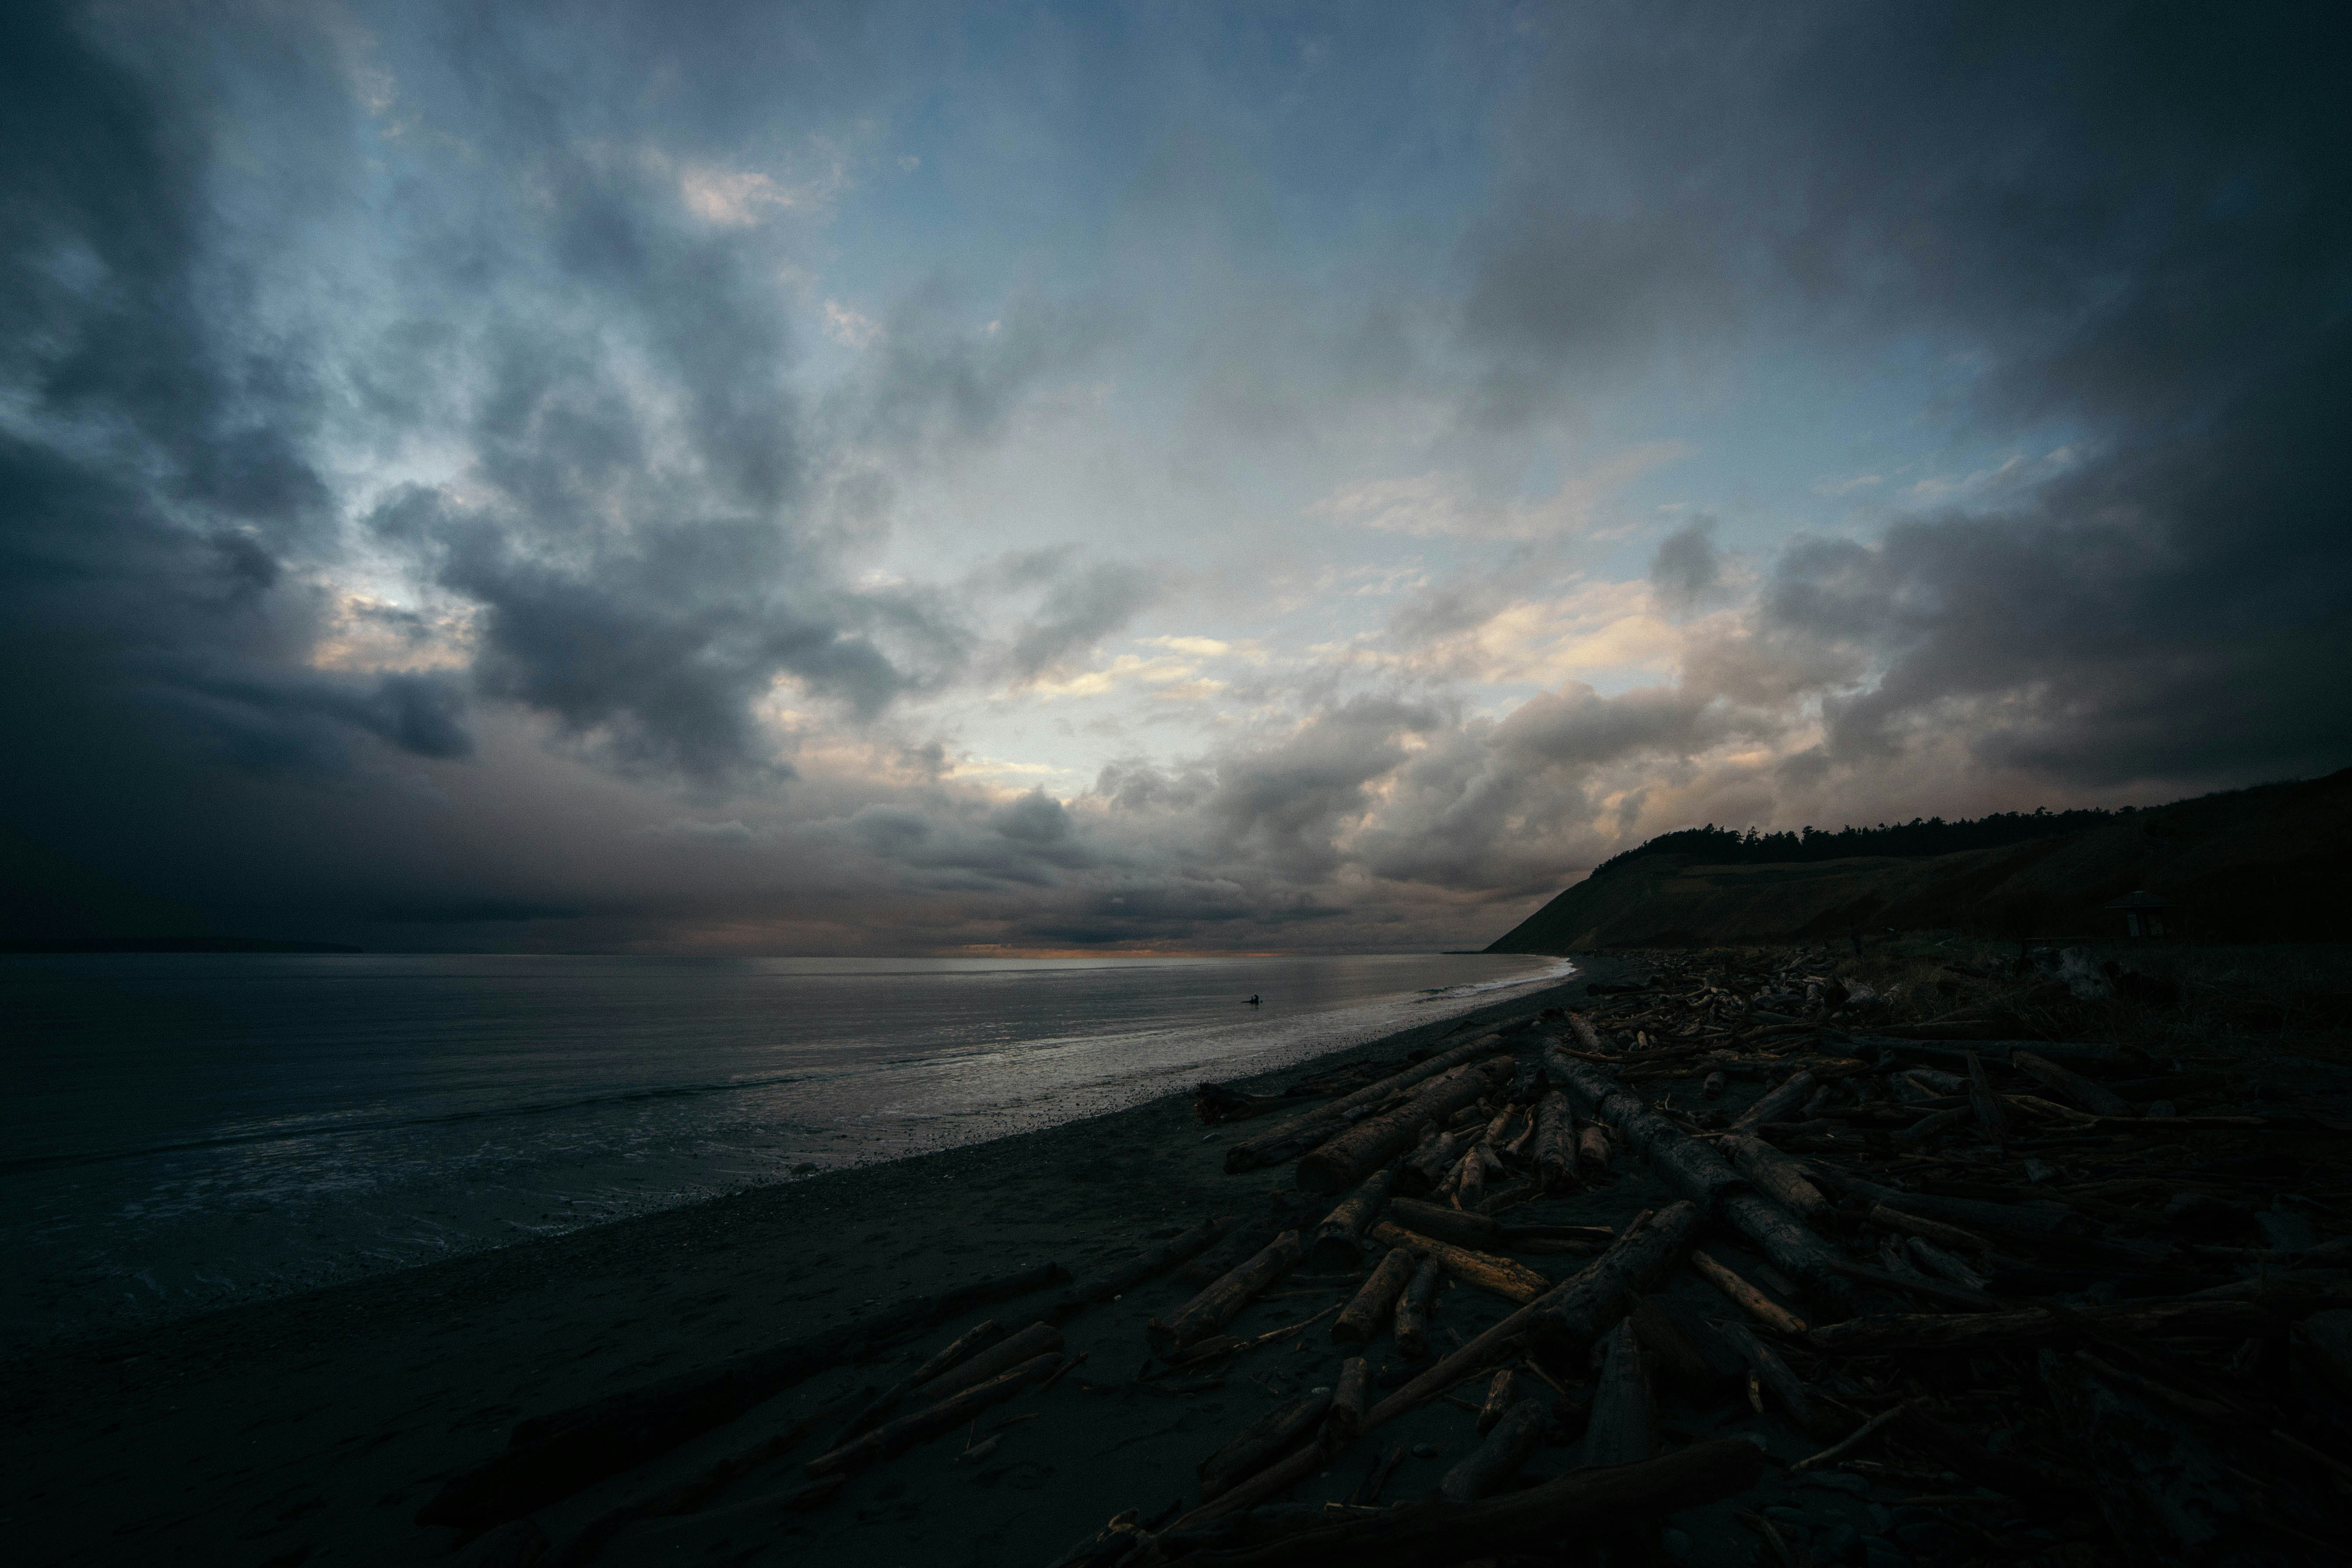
left=2012, top=1049, right=2133, bottom=1118
left=903, top=1320, right=1062, bottom=1405
left=1143, top=1440, right=1764, bottom=1568
left=1554, top=1052, right=1852, bottom=1306
left=1729, top=1071, right=1816, bottom=1132
left=1057, top=1217, right=1235, bottom=1317
left=1716, top=1318, right=1845, bottom=1441
left=1379, top=1197, right=1604, bottom=1255
left=1576, top=1123, right=1611, bottom=1176
left=1366, top=1201, right=1701, bottom=1430
left=1310, top=1169, right=1397, bottom=1270
left=1689, top=1250, right=1805, bottom=1335
left=804, top=1351, right=1064, bottom=1477
left=1724, top=1135, right=1825, bottom=1223
left=832, top=1318, right=1006, bottom=1443
left=1199, top=1387, right=1335, bottom=1501
left=1181, top=1220, right=1278, bottom=1287
left=1532, top=1091, right=1576, bottom=1192
left=414, top=1260, right=1068, bottom=1533
left=1392, top=1255, right=1442, bottom=1360
left=1333, top=1247, right=1417, bottom=1344
left=1439, top=1398, right=1548, bottom=1503
left=1403, top=1128, right=1467, bottom=1194
left=1628, top=1297, right=1728, bottom=1398
left=1475, top=1368, right=1517, bottom=1434
left=1223, top=1035, right=1504, bottom=1173
left=1865, top=1203, right=1992, bottom=1253
left=1327, top=1357, right=1371, bottom=1443
left=1297, top=1059, right=1513, bottom=1195
left=1149, top=1232, right=1303, bottom=1355
left=1965, top=1050, right=2008, bottom=1145
left=1364, top=1220, right=1551, bottom=1304
left=1841, top=1177, right=2089, bottom=1240
left=1580, top=1319, right=1651, bottom=1468
left=1806, top=1296, right=2281, bottom=1354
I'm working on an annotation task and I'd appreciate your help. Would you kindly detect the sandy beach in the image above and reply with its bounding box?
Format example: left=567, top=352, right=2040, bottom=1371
left=4, top=963, right=1648, bottom=1567
left=12, top=935, right=2348, bottom=1568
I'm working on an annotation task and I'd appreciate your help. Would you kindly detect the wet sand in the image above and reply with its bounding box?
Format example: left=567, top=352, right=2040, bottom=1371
left=4, top=962, right=1683, bottom=1568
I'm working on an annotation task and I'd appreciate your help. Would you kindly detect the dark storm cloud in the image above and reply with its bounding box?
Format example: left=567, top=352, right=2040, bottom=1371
left=1465, top=0, right=2352, bottom=793
left=0, top=8, right=470, bottom=793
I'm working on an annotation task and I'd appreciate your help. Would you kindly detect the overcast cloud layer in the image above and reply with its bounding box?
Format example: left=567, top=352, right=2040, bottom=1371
left=4, top=1, right=2347, bottom=953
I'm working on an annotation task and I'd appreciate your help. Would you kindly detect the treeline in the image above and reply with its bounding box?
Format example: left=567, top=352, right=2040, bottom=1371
left=1590, top=806, right=2120, bottom=878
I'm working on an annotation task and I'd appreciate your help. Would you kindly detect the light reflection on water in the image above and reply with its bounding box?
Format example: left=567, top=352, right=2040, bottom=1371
left=0, top=950, right=1570, bottom=1342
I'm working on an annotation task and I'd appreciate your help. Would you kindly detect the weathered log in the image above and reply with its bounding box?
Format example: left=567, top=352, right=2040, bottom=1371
left=1890, top=1106, right=1970, bottom=1146
left=545, top=1411, right=825, bottom=1567
left=1725, top=1135, right=1825, bottom=1223
left=1224, top=1035, right=1506, bottom=1173
left=1311, top=1168, right=1397, bottom=1270
left=1365, top=1220, right=1551, bottom=1304
left=2012, top=1050, right=2133, bottom=1118
left=1806, top=1296, right=2279, bottom=1354
left=1532, top=1091, right=1577, bottom=1192
left=1145, top=1440, right=1765, bottom=1568
left=1829, top=1259, right=1996, bottom=1311
left=1402, top=1127, right=1467, bottom=1194
left=804, top=1351, right=1063, bottom=1476
left=1717, top=1191, right=1854, bottom=1310
left=1580, top=1319, right=1652, bottom=1469
left=833, top=1318, right=1006, bottom=1443
left=1628, top=1298, right=1727, bottom=1399
left=1845, top=1178, right=2089, bottom=1240
left=1149, top=1232, right=1304, bottom=1355
left=1964, top=1050, right=2008, bottom=1146
left=1182, top=1220, right=1278, bottom=1287
left=1452, top=1143, right=1497, bottom=1210
left=1440, top=1398, right=1548, bottom=1503
left=1729, top=1071, right=1816, bottom=1132
left=1896, top=1405, right=2082, bottom=1510
left=1346, top=1443, right=1405, bottom=1507
left=1576, top=1123, right=1611, bottom=1175
left=1475, top=1369, right=1518, bottom=1434
left=1567, top=1051, right=1846, bottom=1306
left=908, top=1320, right=1063, bottom=1405
left=1366, top=1202, right=1701, bottom=1431
left=1200, top=1386, right=1335, bottom=1500
left=1866, top=1203, right=1992, bottom=1253
left=416, top=1259, right=1069, bottom=1533
left=1690, top=1249, right=1804, bottom=1335
left=1328, top=1357, right=1371, bottom=1443
left=1905, top=1235, right=1990, bottom=1289
left=1382, top=1195, right=1510, bottom=1251
left=1393, top=1255, right=1442, bottom=1360
left=1298, top=1060, right=1514, bottom=1195
left=1058, top=1217, right=1236, bottom=1318
left=1715, top=1318, right=1845, bottom=1441
left=1333, top=1248, right=1417, bottom=1345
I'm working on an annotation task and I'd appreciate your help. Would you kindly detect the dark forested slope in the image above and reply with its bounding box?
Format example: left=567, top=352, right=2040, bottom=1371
left=1487, top=769, right=2352, bottom=952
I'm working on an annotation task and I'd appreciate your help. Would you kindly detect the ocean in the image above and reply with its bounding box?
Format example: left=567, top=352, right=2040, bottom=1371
left=0, top=949, right=1570, bottom=1343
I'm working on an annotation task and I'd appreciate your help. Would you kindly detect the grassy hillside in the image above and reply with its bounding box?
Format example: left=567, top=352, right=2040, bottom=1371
left=1487, top=768, right=2352, bottom=952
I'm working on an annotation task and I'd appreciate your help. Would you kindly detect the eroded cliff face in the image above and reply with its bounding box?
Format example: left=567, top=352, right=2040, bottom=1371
left=1489, top=769, right=2352, bottom=952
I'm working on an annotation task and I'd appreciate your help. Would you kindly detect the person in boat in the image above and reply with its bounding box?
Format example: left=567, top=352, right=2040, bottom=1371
left=1246, top=994, right=1261, bottom=1005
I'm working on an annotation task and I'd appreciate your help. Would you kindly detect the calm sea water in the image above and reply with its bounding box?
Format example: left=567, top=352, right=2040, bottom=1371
left=0, top=950, right=1570, bottom=1343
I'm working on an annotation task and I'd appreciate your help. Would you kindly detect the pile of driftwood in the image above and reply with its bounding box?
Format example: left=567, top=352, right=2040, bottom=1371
left=1048, top=953, right=2352, bottom=1566
left=416, top=951, right=2352, bottom=1568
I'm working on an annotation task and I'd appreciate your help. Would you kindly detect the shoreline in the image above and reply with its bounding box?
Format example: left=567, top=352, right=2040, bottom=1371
left=4, top=956, right=1620, bottom=1566
left=3, top=949, right=1574, bottom=1349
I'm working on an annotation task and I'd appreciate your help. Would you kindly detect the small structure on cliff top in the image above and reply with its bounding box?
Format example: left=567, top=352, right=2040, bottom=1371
left=2103, top=888, right=2175, bottom=938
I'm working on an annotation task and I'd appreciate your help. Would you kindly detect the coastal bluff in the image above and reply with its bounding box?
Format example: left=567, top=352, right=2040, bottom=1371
left=1488, top=768, right=2352, bottom=953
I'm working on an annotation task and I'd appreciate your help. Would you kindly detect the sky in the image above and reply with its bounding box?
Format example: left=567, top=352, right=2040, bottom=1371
left=3, top=1, right=2348, bottom=954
